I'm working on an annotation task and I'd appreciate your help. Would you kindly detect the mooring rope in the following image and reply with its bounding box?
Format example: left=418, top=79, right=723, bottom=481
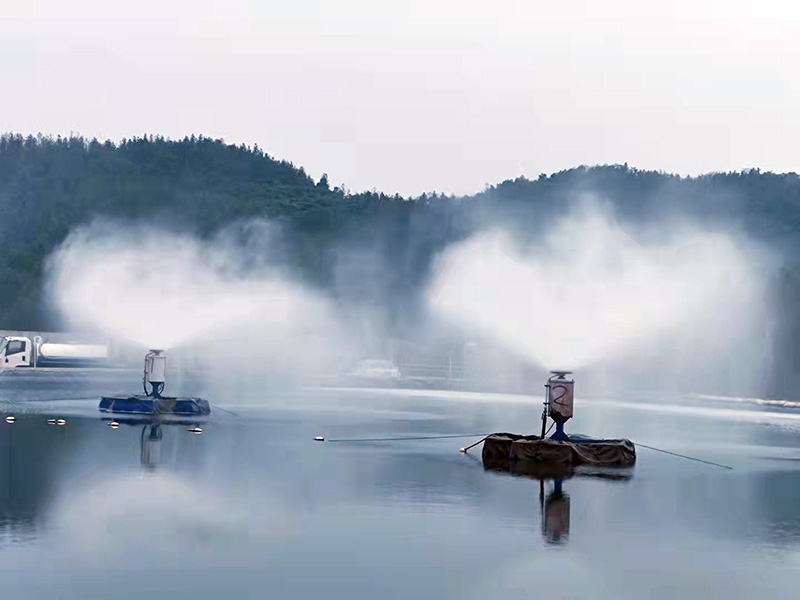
left=634, top=442, right=733, bottom=470
left=460, top=435, right=491, bottom=453
left=21, top=396, right=98, bottom=402
left=323, top=433, right=490, bottom=443
left=208, top=404, right=240, bottom=417
left=317, top=432, right=734, bottom=470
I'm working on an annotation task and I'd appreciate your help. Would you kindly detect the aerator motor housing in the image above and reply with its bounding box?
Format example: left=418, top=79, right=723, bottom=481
left=543, top=370, right=574, bottom=441
left=144, top=349, right=167, bottom=398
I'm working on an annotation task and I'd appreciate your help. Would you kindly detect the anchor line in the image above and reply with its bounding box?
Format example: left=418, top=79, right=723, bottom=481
left=208, top=404, right=240, bottom=417
left=318, top=431, right=734, bottom=470
left=23, top=396, right=98, bottom=402
left=634, top=443, right=733, bottom=470
left=324, top=433, right=491, bottom=443
left=460, top=435, right=492, bottom=453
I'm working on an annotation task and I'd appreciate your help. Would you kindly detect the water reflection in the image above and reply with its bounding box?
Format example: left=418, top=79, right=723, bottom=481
left=0, top=413, right=84, bottom=543
left=489, top=464, right=632, bottom=546
left=142, top=423, right=162, bottom=467
left=540, top=479, right=570, bottom=544
left=99, top=417, right=205, bottom=469
left=3, top=388, right=800, bottom=599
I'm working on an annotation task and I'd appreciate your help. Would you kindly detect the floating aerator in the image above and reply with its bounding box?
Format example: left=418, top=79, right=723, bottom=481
left=99, top=350, right=211, bottom=416
left=476, top=371, right=637, bottom=476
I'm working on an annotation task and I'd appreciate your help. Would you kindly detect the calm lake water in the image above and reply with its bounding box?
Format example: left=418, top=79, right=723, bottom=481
left=1, top=374, right=800, bottom=599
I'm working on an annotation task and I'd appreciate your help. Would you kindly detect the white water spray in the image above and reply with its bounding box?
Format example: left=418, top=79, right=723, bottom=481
left=45, top=219, right=354, bottom=382
left=427, top=200, right=770, bottom=382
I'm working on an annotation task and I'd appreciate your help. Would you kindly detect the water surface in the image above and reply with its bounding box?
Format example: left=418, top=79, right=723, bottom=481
left=1, top=379, right=799, bottom=599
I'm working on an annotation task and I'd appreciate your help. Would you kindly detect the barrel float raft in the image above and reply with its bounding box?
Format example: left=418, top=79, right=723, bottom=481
left=482, top=433, right=636, bottom=477
left=480, top=371, right=636, bottom=477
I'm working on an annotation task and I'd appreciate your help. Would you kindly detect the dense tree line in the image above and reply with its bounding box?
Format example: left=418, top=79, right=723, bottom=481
left=3, top=133, right=800, bottom=396
left=0, top=133, right=482, bottom=330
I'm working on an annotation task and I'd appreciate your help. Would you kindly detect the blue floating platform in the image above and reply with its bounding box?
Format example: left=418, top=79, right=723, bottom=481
left=99, top=394, right=211, bottom=416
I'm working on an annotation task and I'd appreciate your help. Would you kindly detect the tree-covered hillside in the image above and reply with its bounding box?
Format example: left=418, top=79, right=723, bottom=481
left=3, top=132, right=800, bottom=397
left=0, top=133, right=456, bottom=328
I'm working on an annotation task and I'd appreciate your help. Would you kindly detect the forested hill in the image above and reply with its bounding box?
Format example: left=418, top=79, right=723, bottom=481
left=0, top=133, right=418, bottom=328
left=3, top=132, right=800, bottom=337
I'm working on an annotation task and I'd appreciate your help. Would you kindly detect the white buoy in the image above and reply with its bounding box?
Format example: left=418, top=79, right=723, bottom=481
left=47, top=418, right=57, bottom=425
left=109, top=421, right=120, bottom=429
left=56, top=419, right=66, bottom=426
left=314, top=436, right=325, bottom=442
left=188, top=427, right=203, bottom=434
left=5, top=416, right=15, bottom=424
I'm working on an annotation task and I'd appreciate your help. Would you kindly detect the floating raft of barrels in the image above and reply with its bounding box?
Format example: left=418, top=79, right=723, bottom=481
left=482, top=432, right=636, bottom=478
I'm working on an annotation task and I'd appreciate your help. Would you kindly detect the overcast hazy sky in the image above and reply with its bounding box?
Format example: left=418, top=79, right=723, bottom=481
left=1, top=0, right=798, bottom=196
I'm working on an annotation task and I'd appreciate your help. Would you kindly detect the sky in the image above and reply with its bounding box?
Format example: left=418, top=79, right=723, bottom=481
left=1, top=0, right=799, bottom=197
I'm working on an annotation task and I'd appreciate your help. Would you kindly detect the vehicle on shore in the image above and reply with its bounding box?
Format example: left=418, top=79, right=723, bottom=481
left=0, top=335, right=109, bottom=369
left=346, top=359, right=403, bottom=385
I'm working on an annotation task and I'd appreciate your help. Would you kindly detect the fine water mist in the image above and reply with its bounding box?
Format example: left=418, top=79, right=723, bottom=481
left=427, top=198, right=773, bottom=395
left=44, top=219, right=356, bottom=386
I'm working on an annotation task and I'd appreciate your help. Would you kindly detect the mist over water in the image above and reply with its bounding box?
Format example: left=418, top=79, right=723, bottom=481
left=40, top=200, right=775, bottom=397
left=45, top=219, right=354, bottom=383
left=427, top=199, right=772, bottom=393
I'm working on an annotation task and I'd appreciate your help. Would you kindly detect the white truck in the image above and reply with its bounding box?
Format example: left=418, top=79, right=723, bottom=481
left=347, top=359, right=403, bottom=384
left=0, top=335, right=109, bottom=369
